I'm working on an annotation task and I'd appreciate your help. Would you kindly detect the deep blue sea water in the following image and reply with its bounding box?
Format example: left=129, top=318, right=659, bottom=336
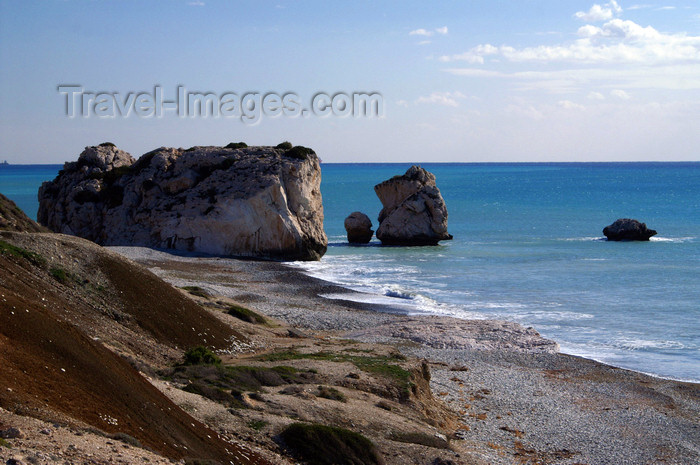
left=1, top=162, right=699, bottom=382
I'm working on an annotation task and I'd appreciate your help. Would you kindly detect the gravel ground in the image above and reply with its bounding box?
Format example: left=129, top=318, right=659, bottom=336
left=110, top=246, right=700, bottom=465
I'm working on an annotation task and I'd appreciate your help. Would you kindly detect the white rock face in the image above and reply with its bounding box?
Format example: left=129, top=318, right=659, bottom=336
left=374, top=165, right=452, bottom=245
left=38, top=143, right=327, bottom=261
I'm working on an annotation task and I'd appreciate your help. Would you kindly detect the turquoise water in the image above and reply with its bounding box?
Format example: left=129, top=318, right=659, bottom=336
left=299, top=163, right=700, bottom=382
left=0, top=164, right=62, bottom=221
left=1, top=162, right=699, bottom=381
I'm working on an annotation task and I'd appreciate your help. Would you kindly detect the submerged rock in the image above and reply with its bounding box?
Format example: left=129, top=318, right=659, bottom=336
left=38, top=143, right=327, bottom=261
left=374, top=165, right=452, bottom=246
left=344, top=211, right=373, bottom=244
left=603, top=218, right=657, bottom=241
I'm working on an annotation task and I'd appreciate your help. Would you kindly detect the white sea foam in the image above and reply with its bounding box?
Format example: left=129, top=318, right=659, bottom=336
left=649, top=236, right=696, bottom=243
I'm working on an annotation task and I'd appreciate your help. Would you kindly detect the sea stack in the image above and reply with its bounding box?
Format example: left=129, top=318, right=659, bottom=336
left=38, top=143, right=328, bottom=261
left=374, top=165, right=452, bottom=246
left=344, top=211, right=374, bottom=244
left=603, top=218, right=657, bottom=241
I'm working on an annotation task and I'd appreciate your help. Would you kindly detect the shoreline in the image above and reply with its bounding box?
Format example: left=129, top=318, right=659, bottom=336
left=109, top=245, right=700, bottom=465
left=117, top=245, right=697, bottom=384
left=292, top=252, right=700, bottom=385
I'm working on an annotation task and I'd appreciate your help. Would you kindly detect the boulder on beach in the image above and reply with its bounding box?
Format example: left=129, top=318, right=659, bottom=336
left=344, top=211, right=374, bottom=244
left=603, top=218, right=657, bottom=241
left=38, top=143, right=327, bottom=261
left=374, top=165, right=452, bottom=246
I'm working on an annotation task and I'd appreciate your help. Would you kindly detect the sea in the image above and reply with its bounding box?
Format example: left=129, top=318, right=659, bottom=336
left=1, top=162, right=699, bottom=382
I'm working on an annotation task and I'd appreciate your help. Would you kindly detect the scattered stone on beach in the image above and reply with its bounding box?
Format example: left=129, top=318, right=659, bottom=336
left=346, top=316, right=559, bottom=354
left=37, top=143, right=327, bottom=261
left=374, top=166, right=452, bottom=246
left=603, top=218, right=657, bottom=241
left=344, top=211, right=374, bottom=244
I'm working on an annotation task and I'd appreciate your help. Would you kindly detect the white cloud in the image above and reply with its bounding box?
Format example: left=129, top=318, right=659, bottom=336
left=558, top=100, right=586, bottom=110
left=187, top=1, right=205, bottom=6
left=505, top=104, right=544, bottom=120
left=396, top=100, right=409, bottom=108
left=627, top=4, right=652, bottom=10
left=416, top=91, right=467, bottom=107
left=611, top=89, right=632, bottom=99
left=588, top=91, right=606, bottom=100
left=656, top=6, right=676, bottom=11
left=410, top=26, right=448, bottom=38
left=444, top=64, right=700, bottom=91
left=574, top=1, right=622, bottom=22
left=418, top=40, right=431, bottom=46
left=410, top=28, right=432, bottom=37
left=441, top=19, right=700, bottom=65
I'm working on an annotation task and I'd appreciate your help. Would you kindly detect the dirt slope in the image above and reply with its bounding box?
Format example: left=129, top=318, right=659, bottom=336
left=0, top=232, right=269, bottom=464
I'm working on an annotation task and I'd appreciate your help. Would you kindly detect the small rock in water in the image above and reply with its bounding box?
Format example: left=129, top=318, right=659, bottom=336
left=344, top=211, right=374, bottom=244
left=603, top=218, right=657, bottom=241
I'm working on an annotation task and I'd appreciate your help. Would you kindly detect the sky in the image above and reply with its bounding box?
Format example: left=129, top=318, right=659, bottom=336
left=1, top=0, right=700, bottom=163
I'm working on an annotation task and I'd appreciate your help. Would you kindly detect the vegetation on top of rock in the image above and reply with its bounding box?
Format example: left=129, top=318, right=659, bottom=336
left=169, top=362, right=314, bottom=408
left=283, top=145, right=315, bottom=160
left=275, top=141, right=293, bottom=150
left=257, top=350, right=413, bottom=400
left=280, top=422, right=384, bottom=465
left=180, top=286, right=210, bottom=299
left=183, top=346, right=221, bottom=366
left=227, top=304, right=267, bottom=325
left=225, top=142, right=248, bottom=149
left=99, top=142, right=116, bottom=147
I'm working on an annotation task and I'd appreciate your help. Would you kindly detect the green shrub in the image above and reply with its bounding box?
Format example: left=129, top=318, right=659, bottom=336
left=280, top=423, right=383, bottom=465
left=0, top=240, right=46, bottom=267
left=225, top=142, right=248, bottom=149
left=183, top=346, right=221, bottom=366
left=318, top=386, right=347, bottom=402
left=181, top=286, right=209, bottom=299
left=275, top=141, right=293, bottom=150
left=247, top=419, right=268, bottom=431
left=283, top=145, right=315, bottom=160
left=0, top=437, right=11, bottom=448
left=108, top=432, right=142, bottom=447
left=50, top=267, right=68, bottom=284
left=170, top=363, right=311, bottom=409
left=227, top=304, right=267, bottom=325
left=99, top=142, right=116, bottom=147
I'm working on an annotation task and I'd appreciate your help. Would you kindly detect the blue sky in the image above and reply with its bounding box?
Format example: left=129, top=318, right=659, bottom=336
left=1, top=0, right=699, bottom=163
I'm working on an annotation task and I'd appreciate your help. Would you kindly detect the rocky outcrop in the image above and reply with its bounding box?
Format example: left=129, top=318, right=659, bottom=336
left=603, top=218, right=657, bottom=241
left=38, top=143, right=327, bottom=260
left=344, top=211, right=373, bottom=244
left=374, top=166, right=452, bottom=246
